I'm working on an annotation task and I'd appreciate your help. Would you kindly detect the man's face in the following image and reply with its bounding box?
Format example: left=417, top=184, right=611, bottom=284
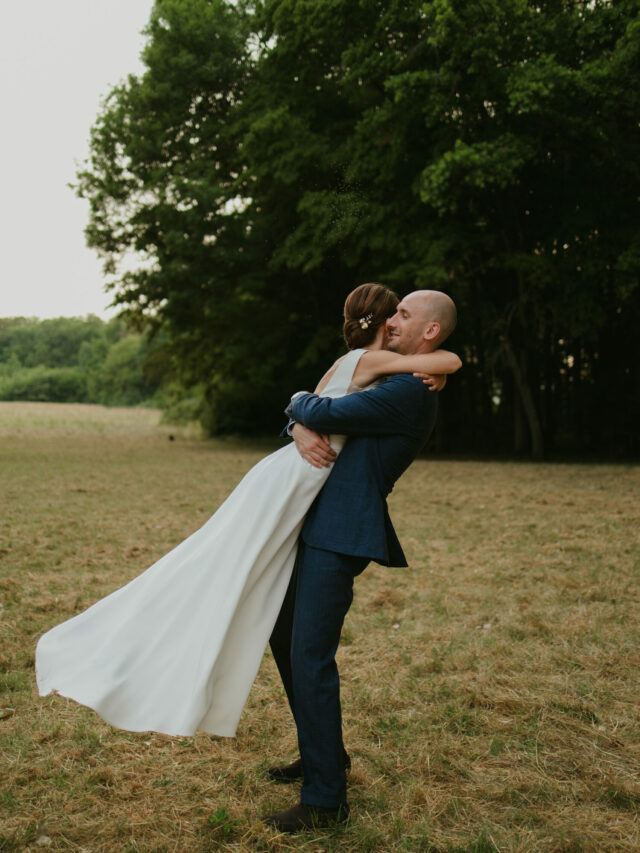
left=386, top=295, right=432, bottom=354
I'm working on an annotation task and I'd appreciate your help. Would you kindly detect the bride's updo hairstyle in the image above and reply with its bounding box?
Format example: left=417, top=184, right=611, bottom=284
left=343, top=282, right=399, bottom=349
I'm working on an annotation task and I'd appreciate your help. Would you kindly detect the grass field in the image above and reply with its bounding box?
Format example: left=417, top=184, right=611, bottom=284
left=1, top=402, right=638, bottom=852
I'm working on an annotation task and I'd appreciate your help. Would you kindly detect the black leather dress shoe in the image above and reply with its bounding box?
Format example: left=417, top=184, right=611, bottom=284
left=267, top=756, right=303, bottom=783
left=267, top=752, right=351, bottom=784
left=262, top=802, right=349, bottom=832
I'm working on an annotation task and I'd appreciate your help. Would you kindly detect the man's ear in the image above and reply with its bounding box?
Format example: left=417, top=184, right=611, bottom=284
left=423, top=321, right=440, bottom=342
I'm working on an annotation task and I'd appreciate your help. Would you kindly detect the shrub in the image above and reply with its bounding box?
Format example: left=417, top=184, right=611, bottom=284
left=0, top=366, right=87, bottom=402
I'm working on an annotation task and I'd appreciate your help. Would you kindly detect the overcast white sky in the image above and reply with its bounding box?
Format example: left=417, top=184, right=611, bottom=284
left=0, top=1, right=155, bottom=320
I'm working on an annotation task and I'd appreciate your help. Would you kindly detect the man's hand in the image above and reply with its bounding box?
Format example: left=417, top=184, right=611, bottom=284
left=413, top=372, right=447, bottom=392
left=291, top=423, right=336, bottom=468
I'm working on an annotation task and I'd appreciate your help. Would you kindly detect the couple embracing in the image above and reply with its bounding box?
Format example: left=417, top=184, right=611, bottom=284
left=36, top=283, right=460, bottom=833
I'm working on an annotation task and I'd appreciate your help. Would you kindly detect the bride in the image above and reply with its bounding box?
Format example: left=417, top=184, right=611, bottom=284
left=36, top=283, right=461, bottom=737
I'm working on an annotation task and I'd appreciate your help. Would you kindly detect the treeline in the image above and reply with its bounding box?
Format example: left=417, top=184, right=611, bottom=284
left=73, top=0, right=639, bottom=457
left=0, top=316, right=175, bottom=409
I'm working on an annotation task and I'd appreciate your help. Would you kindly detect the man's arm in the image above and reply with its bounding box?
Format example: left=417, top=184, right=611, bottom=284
left=289, top=374, right=432, bottom=439
left=281, top=395, right=337, bottom=469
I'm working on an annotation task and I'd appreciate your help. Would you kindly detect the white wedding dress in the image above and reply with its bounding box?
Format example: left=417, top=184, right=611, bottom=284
left=36, top=349, right=367, bottom=738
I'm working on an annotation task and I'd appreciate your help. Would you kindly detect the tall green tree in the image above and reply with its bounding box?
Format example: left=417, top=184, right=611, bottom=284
left=76, top=0, right=640, bottom=455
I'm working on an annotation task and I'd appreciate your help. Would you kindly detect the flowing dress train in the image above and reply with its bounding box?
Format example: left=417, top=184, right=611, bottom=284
left=36, top=348, right=367, bottom=737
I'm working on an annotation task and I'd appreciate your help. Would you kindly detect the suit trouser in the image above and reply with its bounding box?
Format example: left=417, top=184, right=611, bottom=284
left=269, top=540, right=368, bottom=808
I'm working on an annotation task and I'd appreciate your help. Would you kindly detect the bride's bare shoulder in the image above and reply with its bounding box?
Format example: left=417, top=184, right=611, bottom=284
left=314, top=355, right=347, bottom=394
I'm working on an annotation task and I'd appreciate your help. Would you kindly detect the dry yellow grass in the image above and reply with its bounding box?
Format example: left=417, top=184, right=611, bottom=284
left=1, top=402, right=639, bottom=852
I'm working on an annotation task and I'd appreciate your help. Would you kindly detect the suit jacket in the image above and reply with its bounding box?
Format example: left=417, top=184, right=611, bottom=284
left=289, top=374, right=437, bottom=567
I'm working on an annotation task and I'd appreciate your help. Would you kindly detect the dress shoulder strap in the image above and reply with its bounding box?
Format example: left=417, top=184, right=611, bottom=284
left=320, top=348, right=367, bottom=400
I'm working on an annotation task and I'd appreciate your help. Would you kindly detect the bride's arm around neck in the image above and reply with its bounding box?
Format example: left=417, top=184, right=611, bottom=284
left=314, top=346, right=461, bottom=396
left=352, top=348, right=462, bottom=389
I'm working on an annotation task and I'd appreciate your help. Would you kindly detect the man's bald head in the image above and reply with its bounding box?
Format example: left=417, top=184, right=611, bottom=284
left=386, top=290, right=457, bottom=354
left=409, top=290, right=457, bottom=345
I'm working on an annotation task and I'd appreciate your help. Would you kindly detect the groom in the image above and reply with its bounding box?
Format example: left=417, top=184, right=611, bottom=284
left=265, top=289, right=457, bottom=832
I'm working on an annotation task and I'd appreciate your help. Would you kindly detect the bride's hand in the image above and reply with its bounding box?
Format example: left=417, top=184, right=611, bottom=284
left=414, top=372, right=447, bottom=392
left=291, top=423, right=336, bottom=468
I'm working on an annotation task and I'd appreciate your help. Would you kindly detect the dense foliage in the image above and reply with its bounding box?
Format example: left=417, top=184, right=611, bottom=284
left=76, top=0, right=639, bottom=456
left=0, top=317, right=167, bottom=408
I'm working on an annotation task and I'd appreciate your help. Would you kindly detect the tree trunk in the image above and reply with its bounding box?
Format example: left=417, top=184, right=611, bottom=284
left=513, top=387, right=527, bottom=455
left=502, top=336, right=544, bottom=460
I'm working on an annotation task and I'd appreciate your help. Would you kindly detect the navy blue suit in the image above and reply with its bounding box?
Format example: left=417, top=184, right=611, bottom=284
left=270, top=374, right=437, bottom=808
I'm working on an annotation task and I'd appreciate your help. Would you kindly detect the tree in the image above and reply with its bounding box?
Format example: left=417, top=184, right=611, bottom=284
left=0, top=316, right=105, bottom=369
left=76, top=0, right=640, bottom=455
left=93, top=335, right=157, bottom=405
left=0, top=316, right=165, bottom=407
left=395, top=0, right=640, bottom=458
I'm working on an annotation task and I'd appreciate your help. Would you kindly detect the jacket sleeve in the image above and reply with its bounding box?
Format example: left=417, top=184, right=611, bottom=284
left=289, top=374, right=433, bottom=438
left=279, top=418, right=295, bottom=440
